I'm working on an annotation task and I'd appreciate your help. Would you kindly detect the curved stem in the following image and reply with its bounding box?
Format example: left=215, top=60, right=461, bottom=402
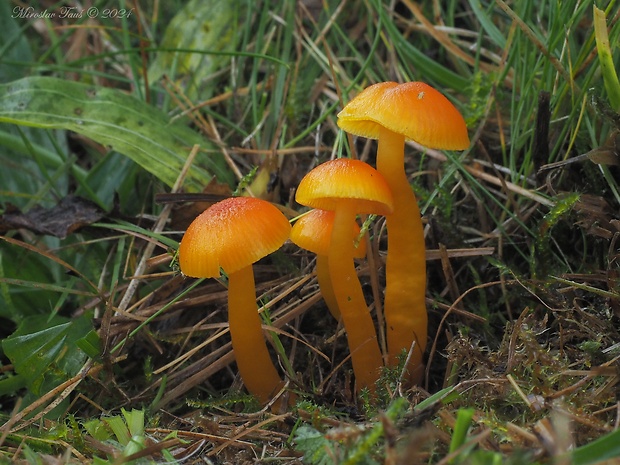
left=328, top=207, right=383, bottom=393
left=316, top=255, right=341, bottom=320
left=228, top=266, right=285, bottom=404
left=376, top=127, right=427, bottom=383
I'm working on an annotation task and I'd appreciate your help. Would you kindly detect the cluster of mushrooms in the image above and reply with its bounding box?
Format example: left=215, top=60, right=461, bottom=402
left=178, top=81, right=470, bottom=407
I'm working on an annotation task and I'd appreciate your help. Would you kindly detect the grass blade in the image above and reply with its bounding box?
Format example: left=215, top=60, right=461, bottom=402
left=593, top=5, right=620, bottom=112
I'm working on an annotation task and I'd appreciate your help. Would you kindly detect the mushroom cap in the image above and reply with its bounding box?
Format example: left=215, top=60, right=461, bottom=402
left=296, top=158, right=394, bottom=216
left=178, top=197, right=291, bottom=278
left=290, top=209, right=367, bottom=258
left=337, top=81, right=470, bottom=150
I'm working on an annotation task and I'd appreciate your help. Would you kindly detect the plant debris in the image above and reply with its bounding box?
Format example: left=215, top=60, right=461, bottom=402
left=0, top=195, right=104, bottom=239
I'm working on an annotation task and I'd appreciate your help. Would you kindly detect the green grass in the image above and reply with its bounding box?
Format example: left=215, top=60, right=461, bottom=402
left=1, top=0, right=619, bottom=463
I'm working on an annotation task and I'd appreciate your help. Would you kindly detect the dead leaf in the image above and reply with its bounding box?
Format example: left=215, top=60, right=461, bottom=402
left=0, top=195, right=104, bottom=239
left=574, top=194, right=619, bottom=240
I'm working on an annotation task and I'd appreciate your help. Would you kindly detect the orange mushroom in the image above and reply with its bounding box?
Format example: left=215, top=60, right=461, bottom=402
left=296, top=158, right=393, bottom=393
left=290, top=208, right=367, bottom=321
left=178, top=196, right=292, bottom=406
left=337, top=82, right=470, bottom=382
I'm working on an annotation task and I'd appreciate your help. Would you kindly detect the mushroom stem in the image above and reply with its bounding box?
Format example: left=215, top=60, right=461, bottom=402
left=328, top=206, right=383, bottom=393
left=376, top=126, right=427, bottom=382
left=227, top=265, right=285, bottom=404
left=316, top=255, right=340, bottom=320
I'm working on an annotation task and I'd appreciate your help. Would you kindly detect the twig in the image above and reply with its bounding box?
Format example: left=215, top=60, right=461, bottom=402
left=116, top=144, right=200, bottom=312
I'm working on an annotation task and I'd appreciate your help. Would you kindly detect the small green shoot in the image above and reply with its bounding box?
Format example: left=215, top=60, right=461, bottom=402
left=82, top=408, right=176, bottom=464
left=448, top=408, right=475, bottom=460
left=593, top=5, right=620, bottom=112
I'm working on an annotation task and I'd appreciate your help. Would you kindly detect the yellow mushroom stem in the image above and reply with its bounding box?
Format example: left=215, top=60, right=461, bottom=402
left=376, top=125, right=427, bottom=382
left=328, top=205, right=383, bottom=393
left=227, top=265, right=286, bottom=404
left=316, top=255, right=340, bottom=320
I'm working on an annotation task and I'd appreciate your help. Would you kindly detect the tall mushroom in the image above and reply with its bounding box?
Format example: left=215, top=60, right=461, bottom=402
left=290, top=208, right=367, bottom=321
left=337, top=81, right=470, bottom=382
left=178, top=196, right=292, bottom=406
left=296, top=158, right=393, bottom=393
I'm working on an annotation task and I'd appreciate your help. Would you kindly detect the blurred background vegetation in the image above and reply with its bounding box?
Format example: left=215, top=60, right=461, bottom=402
left=0, top=0, right=619, bottom=463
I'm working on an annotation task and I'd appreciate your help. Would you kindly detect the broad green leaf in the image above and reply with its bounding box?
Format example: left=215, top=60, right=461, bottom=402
left=0, top=76, right=234, bottom=191
left=1, top=314, right=93, bottom=396
left=148, top=0, right=242, bottom=99
left=2, top=321, right=71, bottom=394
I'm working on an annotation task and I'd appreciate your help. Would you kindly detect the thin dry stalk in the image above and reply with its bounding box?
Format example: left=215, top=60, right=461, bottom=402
left=117, top=144, right=200, bottom=313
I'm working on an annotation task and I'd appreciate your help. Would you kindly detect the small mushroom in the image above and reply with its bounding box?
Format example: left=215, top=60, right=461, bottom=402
left=296, top=158, right=393, bottom=393
left=337, top=81, right=470, bottom=382
left=290, top=208, right=367, bottom=321
left=178, top=197, right=292, bottom=406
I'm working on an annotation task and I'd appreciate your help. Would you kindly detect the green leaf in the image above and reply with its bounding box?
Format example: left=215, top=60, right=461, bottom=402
left=449, top=408, right=475, bottom=456
left=148, top=0, right=242, bottom=99
left=76, top=329, right=102, bottom=360
left=105, top=415, right=132, bottom=446
left=0, top=76, right=234, bottom=190
left=83, top=418, right=113, bottom=442
left=102, top=408, right=146, bottom=458
left=572, top=428, right=620, bottom=465
left=2, top=321, right=71, bottom=395
left=294, top=425, right=339, bottom=465
left=124, top=435, right=146, bottom=459
left=122, top=408, right=145, bottom=438
left=1, top=314, right=93, bottom=396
